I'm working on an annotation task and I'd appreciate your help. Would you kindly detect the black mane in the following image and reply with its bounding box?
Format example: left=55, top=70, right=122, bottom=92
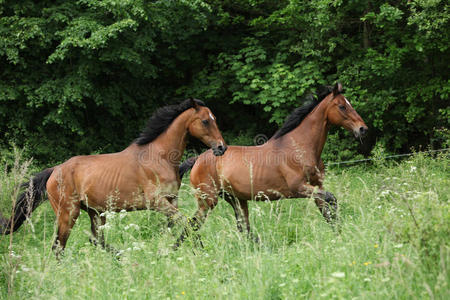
left=272, top=86, right=334, bottom=139
left=135, top=98, right=205, bottom=145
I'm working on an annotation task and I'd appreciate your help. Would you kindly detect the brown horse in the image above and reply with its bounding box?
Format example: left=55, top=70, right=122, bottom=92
left=175, top=83, right=368, bottom=247
left=1, top=99, right=227, bottom=255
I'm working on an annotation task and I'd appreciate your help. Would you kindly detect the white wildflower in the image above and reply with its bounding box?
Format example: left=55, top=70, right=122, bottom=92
left=331, top=272, right=345, bottom=278
left=21, top=266, right=32, bottom=272
left=132, top=242, right=144, bottom=250
left=10, top=251, right=21, bottom=259
left=119, top=210, right=127, bottom=219
left=124, top=224, right=140, bottom=230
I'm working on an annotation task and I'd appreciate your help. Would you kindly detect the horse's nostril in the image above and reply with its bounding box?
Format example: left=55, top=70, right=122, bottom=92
left=212, top=144, right=227, bottom=156
left=359, top=127, right=368, bottom=135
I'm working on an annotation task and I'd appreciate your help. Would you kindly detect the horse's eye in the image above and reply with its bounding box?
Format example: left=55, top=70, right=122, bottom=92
left=202, top=120, right=209, bottom=126
left=339, top=105, right=346, bottom=111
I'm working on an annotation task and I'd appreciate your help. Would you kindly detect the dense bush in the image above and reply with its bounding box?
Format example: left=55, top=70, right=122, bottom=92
left=0, top=1, right=448, bottom=165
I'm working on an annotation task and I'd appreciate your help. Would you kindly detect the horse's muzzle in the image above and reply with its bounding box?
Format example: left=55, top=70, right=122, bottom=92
left=212, top=144, right=227, bottom=156
left=353, top=126, right=368, bottom=139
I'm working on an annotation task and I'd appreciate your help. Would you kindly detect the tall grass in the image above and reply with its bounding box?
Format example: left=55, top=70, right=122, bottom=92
left=0, top=152, right=449, bottom=299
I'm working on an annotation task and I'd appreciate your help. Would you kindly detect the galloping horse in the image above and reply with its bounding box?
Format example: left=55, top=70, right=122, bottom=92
left=1, top=99, right=227, bottom=254
left=175, top=83, right=368, bottom=247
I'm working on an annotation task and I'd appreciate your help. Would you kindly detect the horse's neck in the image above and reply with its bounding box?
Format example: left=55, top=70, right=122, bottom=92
left=136, top=110, right=191, bottom=169
left=281, top=99, right=330, bottom=163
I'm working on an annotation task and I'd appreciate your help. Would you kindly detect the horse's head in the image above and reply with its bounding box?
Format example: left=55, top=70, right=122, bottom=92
left=326, top=83, right=368, bottom=139
left=187, top=99, right=227, bottom=156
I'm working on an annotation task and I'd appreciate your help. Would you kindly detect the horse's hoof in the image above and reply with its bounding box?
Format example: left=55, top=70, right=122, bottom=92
left=106, top=245, right=121, bottom=258
left=331, top=222, right=342, bottom=234
left=89, top=237, right=98, bottom=246
left=114, top=249, right=124, bottom=260
left=249, top=233, right=260, bottom=244
left=194, top=236, right=204, bottom=249
left=172, top=243, right=180, bottom=251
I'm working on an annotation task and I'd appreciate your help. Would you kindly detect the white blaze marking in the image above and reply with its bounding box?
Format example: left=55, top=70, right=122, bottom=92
left=209, top=112, right=215, bottom=121
left=344, top=97, right=351, bottom=107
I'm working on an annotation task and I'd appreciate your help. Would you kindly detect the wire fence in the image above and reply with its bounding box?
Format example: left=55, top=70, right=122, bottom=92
left=326, top=148, right=450, bottom=167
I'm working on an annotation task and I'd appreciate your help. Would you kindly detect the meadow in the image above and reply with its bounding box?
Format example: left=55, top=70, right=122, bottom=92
left=0, top=152, right=449, bottom=299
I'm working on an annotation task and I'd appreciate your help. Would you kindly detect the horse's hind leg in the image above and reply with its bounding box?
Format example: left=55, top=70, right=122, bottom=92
left=87, top=209, right=104, bottom=247
left=47, top=169, right=80, bottom=257
left=87, top=208, right=118, bottom=255
left=51, top=203, right=80, bottom=257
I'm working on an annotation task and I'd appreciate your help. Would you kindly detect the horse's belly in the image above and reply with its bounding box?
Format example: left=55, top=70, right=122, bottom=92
left=82, top=185, right=144, bottom=211
left=82, top=180, right=179, bottom=212
left=222, top=174, right=290, bottom=200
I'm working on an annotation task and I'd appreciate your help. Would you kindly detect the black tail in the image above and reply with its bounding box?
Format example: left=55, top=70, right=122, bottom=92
left=179, top=156, right=198, bottom=179
left=1, top=168, right=54, bottom=234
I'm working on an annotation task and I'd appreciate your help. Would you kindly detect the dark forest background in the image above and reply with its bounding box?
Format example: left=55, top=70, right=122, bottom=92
left=0, top=0, right=448, bottom=166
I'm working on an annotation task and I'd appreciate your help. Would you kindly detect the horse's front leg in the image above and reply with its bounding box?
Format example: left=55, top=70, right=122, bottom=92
left=298, top=184, right=338, bottom=225
left=143, top=186, right=188, bottom=232
left=173, top=183, right=219, bottom=250
left=314, top=160, right=338, bottom=223
left=223, top=193, right=259, bottom=243
left=166, top=195, right=179, bottom=229
left=315, top=190, right=338, bottom=224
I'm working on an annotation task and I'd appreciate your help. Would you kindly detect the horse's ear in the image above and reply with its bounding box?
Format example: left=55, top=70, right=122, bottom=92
left=333, top=82, right=343, bottom=96
left=190, top=98, right=199, bottom=111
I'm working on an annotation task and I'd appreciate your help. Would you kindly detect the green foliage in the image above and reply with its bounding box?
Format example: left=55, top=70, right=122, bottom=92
left=184, top=0, right=449, bottom=158
left=321, top=129, right=365, bottom=163
left=0, top=0, right=449, bottom=165
left=0, top=0, right=212, bottom=164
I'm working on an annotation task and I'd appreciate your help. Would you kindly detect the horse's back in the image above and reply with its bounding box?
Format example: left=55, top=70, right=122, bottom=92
left=46, top=151, right=143, bottom=209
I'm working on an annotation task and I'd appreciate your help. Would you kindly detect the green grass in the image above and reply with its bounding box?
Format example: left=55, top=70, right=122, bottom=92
left=1, top=152, right=449, bottom=299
